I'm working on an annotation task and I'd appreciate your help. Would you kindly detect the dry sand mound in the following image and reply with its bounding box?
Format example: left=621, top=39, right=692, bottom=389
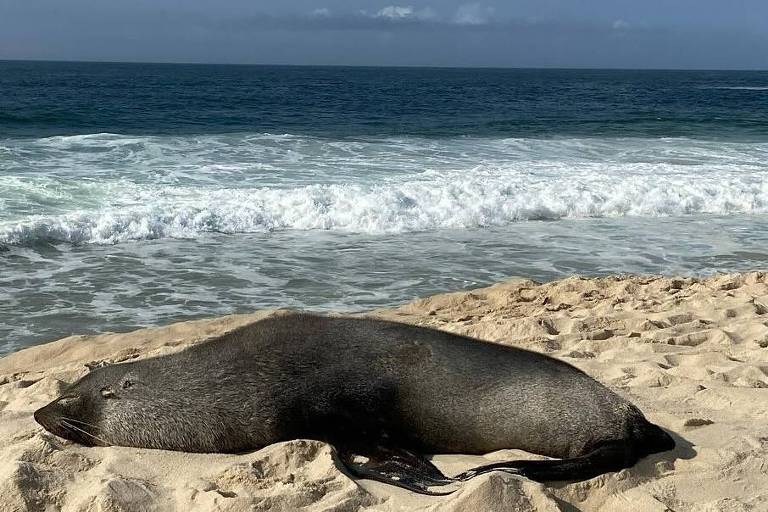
left=2, top=272, right=768, bottom=511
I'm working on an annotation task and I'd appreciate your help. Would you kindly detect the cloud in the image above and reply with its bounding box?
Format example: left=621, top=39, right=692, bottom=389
left=375, top=6, right=414, bottom=20
left=373, top=6, right=437, bottom=22
left=210, top=6, right=646, bottom=38
left=453, top=3, right=495, bottom=26
left=311, top=8, right=331, bottom=18
left=612, top=19, right=630, bottom=30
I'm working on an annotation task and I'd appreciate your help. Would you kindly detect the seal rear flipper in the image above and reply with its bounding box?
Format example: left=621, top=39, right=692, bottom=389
left=454, top=440, right=638, bottom=483
left=334, top=445, right=459, bottom=495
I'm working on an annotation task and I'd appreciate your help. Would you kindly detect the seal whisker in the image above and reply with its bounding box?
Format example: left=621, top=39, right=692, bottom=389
left=61, top=419, right=109, bottom=445
left=57, top=419, right=75, bottom=434
left=62, top=417, right=103, bottom=432
left=61, top=420, right=107, bottom=444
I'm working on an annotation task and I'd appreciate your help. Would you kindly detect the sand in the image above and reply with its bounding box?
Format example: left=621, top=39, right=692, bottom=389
left=2, top=272, right=768, bottom=511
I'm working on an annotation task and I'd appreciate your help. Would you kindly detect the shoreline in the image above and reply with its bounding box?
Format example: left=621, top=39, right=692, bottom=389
left=2, top=272, right=768, bottom=510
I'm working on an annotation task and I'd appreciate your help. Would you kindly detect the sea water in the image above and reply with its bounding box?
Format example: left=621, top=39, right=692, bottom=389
left=1, top=62, right=767, bottom=353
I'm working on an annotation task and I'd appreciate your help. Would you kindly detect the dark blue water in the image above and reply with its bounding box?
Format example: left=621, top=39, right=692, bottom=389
left=2, top=61, right=768, bottom=139
left=1, top=61, right=768, bottom=354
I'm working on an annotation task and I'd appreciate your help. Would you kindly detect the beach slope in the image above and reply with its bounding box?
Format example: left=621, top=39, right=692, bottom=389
left=1, top=273, right=767, bottom=511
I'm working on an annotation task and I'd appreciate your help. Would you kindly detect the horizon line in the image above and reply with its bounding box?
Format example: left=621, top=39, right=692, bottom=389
left=1, top=57, right=767, bottom=73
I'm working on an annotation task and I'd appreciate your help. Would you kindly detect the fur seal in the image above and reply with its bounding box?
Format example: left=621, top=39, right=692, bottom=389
left=34, top=312, right=674, bottom=494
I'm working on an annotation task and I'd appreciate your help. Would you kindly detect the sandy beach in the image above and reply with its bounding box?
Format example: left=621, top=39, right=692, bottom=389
left=2, top=272, right=768, bottom=511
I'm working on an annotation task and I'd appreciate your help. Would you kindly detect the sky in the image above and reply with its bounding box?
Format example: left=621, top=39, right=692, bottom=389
left=1, top=1, right=767, bottom=69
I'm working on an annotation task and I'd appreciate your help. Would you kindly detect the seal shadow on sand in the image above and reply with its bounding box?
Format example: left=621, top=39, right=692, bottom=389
left=546, top=429, right=696, bottom=512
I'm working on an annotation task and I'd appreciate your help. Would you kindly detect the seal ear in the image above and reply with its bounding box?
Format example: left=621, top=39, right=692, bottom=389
left=85, top=360, right=112, bottom=372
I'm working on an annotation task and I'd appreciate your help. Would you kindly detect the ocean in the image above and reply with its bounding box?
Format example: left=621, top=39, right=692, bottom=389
left=1, top=61, right=768, bottom=354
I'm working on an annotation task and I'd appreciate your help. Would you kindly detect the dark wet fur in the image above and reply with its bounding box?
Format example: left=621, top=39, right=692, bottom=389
left=34, top=312, right=675, bottom=494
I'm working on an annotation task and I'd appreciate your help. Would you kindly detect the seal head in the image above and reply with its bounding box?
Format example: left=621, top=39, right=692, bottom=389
left=34, top=363, right=249, bottom=452
left=34, top=369, right=124, bottom=447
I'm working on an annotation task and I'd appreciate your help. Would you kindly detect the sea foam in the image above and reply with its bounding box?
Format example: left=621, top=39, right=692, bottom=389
left=2, top=168, right=767, bottom=245
left=2, top=133, right=768, bottom=245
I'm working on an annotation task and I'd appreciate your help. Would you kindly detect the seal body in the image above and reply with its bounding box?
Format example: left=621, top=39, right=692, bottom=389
left=34, top=312, right=674, bottom=492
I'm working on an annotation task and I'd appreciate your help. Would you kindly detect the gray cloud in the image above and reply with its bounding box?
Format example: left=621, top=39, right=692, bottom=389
left=208, top=5, right=654, bottom=35
left=372, top=6, right=437, bottom=21
left=453, top=3, right=495, bottom=25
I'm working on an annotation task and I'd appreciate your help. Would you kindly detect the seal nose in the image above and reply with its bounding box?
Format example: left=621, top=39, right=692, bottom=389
left=34, top=397, right=97, bottom=446
left=33, top=395, right=77, bottom=431
left=33, top=403, right=55, bottom=430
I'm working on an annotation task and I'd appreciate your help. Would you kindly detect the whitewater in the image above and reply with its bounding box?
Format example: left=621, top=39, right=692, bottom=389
left=3, top=131, right=768, bottom=353
left=2, top=133, right=768, bottom=246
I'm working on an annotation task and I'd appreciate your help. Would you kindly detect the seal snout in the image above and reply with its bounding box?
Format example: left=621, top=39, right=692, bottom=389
left=33, top=400, right=61, bottom=433
left=34, top=395, right=99, bottom=446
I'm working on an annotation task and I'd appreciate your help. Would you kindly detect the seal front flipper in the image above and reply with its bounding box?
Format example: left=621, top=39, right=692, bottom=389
left=334, top=445, right=459, bottom=495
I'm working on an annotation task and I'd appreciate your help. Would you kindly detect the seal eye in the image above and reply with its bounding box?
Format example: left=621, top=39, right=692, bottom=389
left=100, top=387, right=116, bottom=399
left=122, top=379, right=134, bottom=390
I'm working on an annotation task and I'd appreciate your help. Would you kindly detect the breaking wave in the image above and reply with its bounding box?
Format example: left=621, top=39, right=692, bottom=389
left=2, top=133, right=768, bottom=246
left=2, top=167, right=767, bottom=246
